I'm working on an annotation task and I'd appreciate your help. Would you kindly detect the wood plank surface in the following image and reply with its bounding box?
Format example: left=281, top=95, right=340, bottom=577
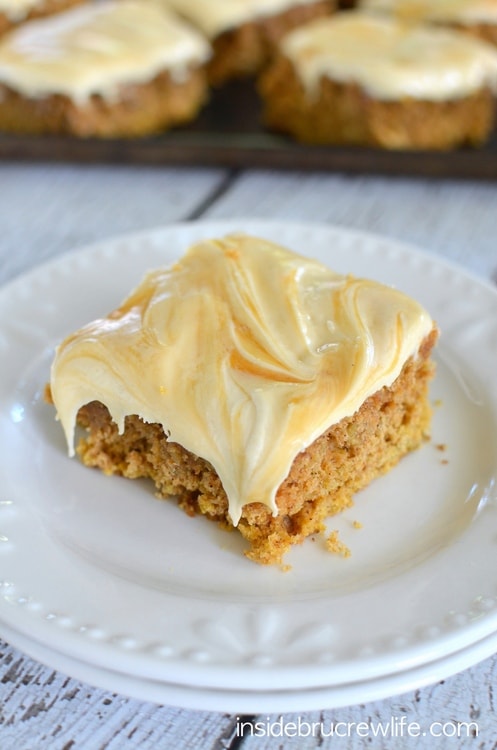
left=0, top=163, right=227, bottom=284
left=202, top=170, right=497, bottom=280
left=0, top=641, right=236, bottom=750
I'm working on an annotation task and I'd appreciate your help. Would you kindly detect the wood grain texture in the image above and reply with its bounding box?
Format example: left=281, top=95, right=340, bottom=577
left=240, top=660, right=497, bottom=749
left=0, top=163, right=496, bottom=749
left=202, top=170, right=497, bottom=281
left=0, top=641, right=236, bottom=750
left=0, top=163, right=227, bottom=286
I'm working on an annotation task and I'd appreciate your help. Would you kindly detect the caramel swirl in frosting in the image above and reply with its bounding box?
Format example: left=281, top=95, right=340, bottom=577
left=0, top=1, right=210, bottom=102
left=280, top=12, right=497, bottom=100
left=50, top=234, right=433, bottom=525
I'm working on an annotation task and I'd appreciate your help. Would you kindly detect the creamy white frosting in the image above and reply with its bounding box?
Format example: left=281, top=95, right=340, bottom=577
left=360, top=0, right=497, bottom=25
left=0, top=1, right=211, bottom=102
left=50, top=234, right=434, bottom=526
left=280, top=12, right=497, bottom=100
left=164, top=0, right=327, bottom=38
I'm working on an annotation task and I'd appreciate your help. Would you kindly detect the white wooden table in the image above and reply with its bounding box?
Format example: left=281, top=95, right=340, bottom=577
left=1, top=163, right=496, bottom=749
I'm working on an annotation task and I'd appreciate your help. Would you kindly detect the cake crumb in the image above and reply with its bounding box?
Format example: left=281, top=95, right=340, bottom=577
left=326, top=530, right=351, bottom=558
left=435, top=443, right=447, bottom=452
left=352, top=520, right=363, bottom=529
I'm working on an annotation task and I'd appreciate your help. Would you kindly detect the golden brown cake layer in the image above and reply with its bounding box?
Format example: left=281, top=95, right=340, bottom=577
left=0, top=67, right=207, bottom=137
left=259, top=55, right=496, bottom=148
left=69, top=328, right=437, bottom=566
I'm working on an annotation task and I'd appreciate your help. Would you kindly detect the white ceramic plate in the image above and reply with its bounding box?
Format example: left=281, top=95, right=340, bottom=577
left=1, top=221, right=497, bottom=704
left=2, top=618, right=497, bottom=713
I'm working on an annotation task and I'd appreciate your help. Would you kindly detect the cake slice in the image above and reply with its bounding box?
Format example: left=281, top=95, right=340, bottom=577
left=48, top=233, right=438, bottom=566
left=0, top=0, right=211, bottom=137
left=259, top=11, right=497, bottom=149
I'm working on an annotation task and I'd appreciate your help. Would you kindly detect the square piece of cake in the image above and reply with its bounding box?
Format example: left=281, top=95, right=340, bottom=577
left=48, top=233, right=438, bottom=566
left=0, top=0, right=211, bottom=137
left=259, top=10, right=497, bottom=149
